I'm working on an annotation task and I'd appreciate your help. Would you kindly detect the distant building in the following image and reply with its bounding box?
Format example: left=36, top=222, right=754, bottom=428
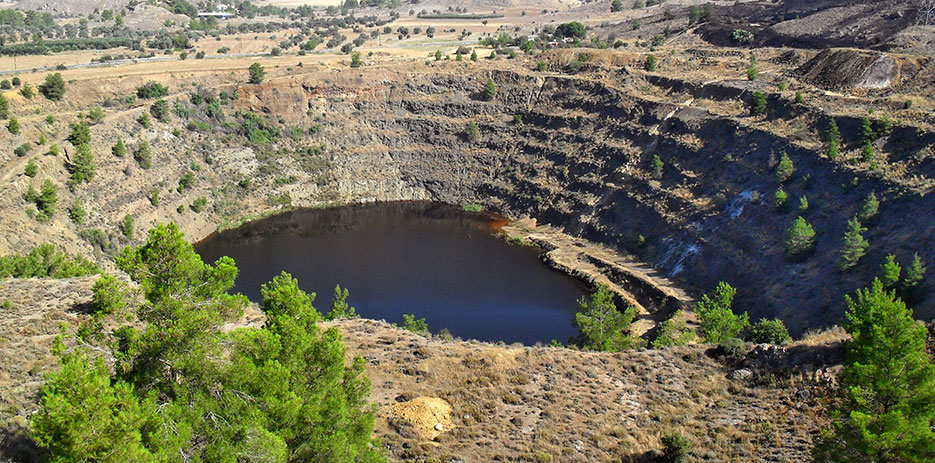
left=197, top=11, right=234, bottom=19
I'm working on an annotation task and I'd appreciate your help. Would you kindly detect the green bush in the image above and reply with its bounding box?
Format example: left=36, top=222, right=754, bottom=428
left=839, top=216, right=869, bottom=271
left=7, top=116, right=19, bottom=134
left=644, top=54, right=657, bottom=71
left=660, top=432, right=691, bottom=463
left=0, top=244, right=100, bottom=278
left=574, top=284, right=644, bottom=351
left=68, top=199, right=86, bottom=224
left=483, top=78, right=497, bottom=100
left=652, top=310, right=695, bottom=348
left=39, top=73, right=66, bottom=100
left=784, top=216, right=815, bottom=257
left=149, top=99, right=170, bottom=122
left=190, top=196, right=207, bottom=213
left=120, top=214, right=134, bottom=239
left=775, top=152, right=794, bottom=183
left=14, top=143, right=31, bottom=157
left=857, top=191, right=879, bottom=223
left=749, top=91, right=767, bottom=116
left=746, top=318, right=791, bottom=344
left=136, top=81, right=169, bottom=99
left=465, top=121, right=479, bottom=142
left=112, top=140, right=127, bottom=157
left=24, top=158, right=38, bottom=177
left=133, top=141, right=152, bottom=169
left=68, top=144, right=96, bottom=185
left=402, top=313, right=428, bottom=332
left=249, top=62, right=265, bottom=84
left=326, top=285, right=358, bottom=320
left=696, top=281, right=748, bottom=344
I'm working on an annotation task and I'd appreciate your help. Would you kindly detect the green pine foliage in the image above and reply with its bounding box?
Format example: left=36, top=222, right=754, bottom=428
left=696, top=281, right=749, bottom=344
left=858, top=116, right=874, bottom=146
left=879, top=254, right=901, bottom=289
left=815, top=279, right=935, bottom=462
left=574, top=284, right=644, bottom=351
left=402, top=313, right=428, bottom=332
left=39, top=73, right=66, bottom=100
left=651, top=155, right=664, bottom=179
left=839, top=216, right=869, bottom=270
left=327, top=284, right=358, bottom=320
left=67, top=120, right=91, bottom=146
left=0, top=93, right=8, bottom=119
left=0, top=244, right=100, bottom=278
left=784, top=216, right=815, bottom=257
left=902, top=253, right=926, bottom=293
left=465, top=121, right=479, bottom=142
left=31, top=224, right=384, bottom=462
left=775, top=151, right=794, bottom=183
left=652, top=310, right=695, bottom=348
left=248, top=62, right=265, bottom=84
left=69, top=144, right=96, bottom=185
left=483, top=78, right=497, bottom=100
left=750, top=91, right=767, bottom=116
left=857, top=192, right=879, bottom=223
left=644, top=54, right=656, bottom=71
left=772, top=190, right=789, bottom=211
left=112, top=140, right=127, bottom=157
left=746, top=318, right=791, bottom=344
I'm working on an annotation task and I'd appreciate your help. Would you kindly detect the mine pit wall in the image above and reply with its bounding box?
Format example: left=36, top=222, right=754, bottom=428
left=237, top=67, right=934, bottom=336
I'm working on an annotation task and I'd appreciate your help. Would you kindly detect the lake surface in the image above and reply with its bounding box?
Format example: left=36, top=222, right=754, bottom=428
left=195, top=202, right=588, bottom=344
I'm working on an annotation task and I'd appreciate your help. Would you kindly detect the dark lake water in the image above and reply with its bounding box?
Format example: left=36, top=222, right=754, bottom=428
left=194, top=202, right=588, bottom=344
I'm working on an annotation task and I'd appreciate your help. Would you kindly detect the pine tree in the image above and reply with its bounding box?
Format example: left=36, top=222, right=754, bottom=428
left=825, top=119, right=841, bottom=145
left=644, top=53, right=657, bottom=71
left=858, top=116, right=874, bottom=146
left=879, top=254, right=902, bottom=289
left=651, top=154, right=664, bottom=179
left=69, top=144, right=96, bottom=185
left=248, top=62, right=265, bottom=84
left=0, top=93, right=8, bottom=119
left=652, top=310, right=695, bottom=348
left=327, top=284, right=358, bottom=320
left=696, top=281, right=749, bottom=344
left=857, top=191, right=879, bottom=223
left=903, top=253, right=926, bottom=289
left=465, top=121, right=479, bottom=142
left=471, top=49, right=478, bottom=61
left=483, top=78, right=497, bottom=100
left=67, top=120, right=91, bottom=146
left=612, top=0, right=624, bottom=12
left=828, top=139, right=840, bottom=160
left=750, top=91, right=767, bottom=116
left=36, top=179, right=58, bottom=217
left=775, top=151, right=794, bottom=183
left=815, top=280, right=935, bottom=462
left=784, top=216, right=815, bottom=257
left=7, top=116, right=19, bottom=134
left=39, top=72, right=66, bottom=100
left=575, top=284, right=644, bottom=351
left=826, top=119, right=841, bottom=160
left=861, top=141, right=875, bottom=163
left=112, top=140, right=127, bottom=157
left=839, top=216, right=869, bottom=270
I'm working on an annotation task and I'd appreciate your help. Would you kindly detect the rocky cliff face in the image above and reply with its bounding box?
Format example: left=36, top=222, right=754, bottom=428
left=237, top=61, right=934, bottom=335
left=3, top=54, right=933, bottom=335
